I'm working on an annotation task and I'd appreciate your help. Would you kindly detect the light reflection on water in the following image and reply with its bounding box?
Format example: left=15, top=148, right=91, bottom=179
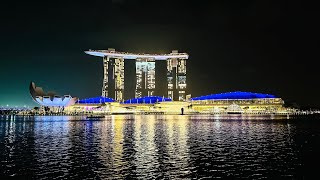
left=0, top=115, right=319, bottom=179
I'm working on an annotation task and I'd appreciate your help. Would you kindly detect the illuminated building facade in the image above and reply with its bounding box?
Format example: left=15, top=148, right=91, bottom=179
left=85, top=48, right=189, bottom=101
left=135, top=58, right=156, bottom=97
left=65, top=92, right=291, bottom=115
left=101, top=49, right=125, bottom=101
left=29, top=82, right=77, bottom=107
left=167, top=50, right=187, bottom=101
left=190, top=91, right=286, bottom=113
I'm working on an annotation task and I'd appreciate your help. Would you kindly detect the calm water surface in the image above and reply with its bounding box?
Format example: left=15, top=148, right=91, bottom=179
left=1, top=115, right=319, bottom=179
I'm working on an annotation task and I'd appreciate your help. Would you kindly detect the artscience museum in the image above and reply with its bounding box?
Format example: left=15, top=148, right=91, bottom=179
left=29, top=82, right=77, bottom=107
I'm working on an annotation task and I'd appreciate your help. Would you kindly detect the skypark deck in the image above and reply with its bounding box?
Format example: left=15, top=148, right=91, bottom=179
left=85, top=49, right=189, bottom=60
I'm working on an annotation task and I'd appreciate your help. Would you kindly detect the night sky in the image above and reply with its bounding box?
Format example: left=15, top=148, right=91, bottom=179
left=0, top=0, right=319, bottom=108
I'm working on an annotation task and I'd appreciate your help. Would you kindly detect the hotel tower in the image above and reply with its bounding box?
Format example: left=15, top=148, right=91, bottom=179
left=85, top=48, right=188, bottom=101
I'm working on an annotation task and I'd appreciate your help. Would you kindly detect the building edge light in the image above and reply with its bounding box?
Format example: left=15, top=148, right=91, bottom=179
left=84, top=50, right=189, bottom=60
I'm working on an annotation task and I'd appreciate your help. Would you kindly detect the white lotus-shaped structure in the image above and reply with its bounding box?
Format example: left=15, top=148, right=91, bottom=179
left=29, top=82, right=77, bottom=107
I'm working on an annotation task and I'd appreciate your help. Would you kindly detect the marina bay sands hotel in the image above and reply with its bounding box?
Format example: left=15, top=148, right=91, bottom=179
left=85, top=48, right=188, bottom=102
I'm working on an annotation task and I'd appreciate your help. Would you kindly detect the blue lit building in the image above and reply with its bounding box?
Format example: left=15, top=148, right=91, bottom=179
left=191, top=91, right=277, bottom=100
left=77, top=96, right=115, bottom=104
left=191, top=91, right=285, bottom=113
left=123, top=96, right=172, bottom=104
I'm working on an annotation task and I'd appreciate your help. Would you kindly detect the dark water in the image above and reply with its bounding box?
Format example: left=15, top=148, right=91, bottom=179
left=1, top=115, right=319, bottom=179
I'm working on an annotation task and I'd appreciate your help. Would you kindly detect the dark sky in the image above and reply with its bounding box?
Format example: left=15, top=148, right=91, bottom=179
left=0, top=0, right=319, bottom=108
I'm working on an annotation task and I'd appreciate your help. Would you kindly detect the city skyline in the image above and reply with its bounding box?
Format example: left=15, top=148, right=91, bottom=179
left=0, top=1, right=319, bottom=108
left=1, top=1, right=319, bottom=179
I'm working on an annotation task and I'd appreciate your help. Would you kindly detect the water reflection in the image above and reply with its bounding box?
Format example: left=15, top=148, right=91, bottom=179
left=0, top=115, right=317, bottom=179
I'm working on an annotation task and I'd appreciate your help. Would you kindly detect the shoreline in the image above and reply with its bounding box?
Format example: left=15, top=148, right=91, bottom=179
left=1, top=112, right=319, bottom=117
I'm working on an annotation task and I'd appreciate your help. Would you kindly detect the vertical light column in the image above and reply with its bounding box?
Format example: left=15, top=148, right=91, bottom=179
left=166, top=58, right=176, bottom=100
left=114, top=58, right=125, bottom=101
left=167, top=50, right=187, bottom=101
left=177, top=59, right=187, bottom=101
left=102, top=56, right=109, bottom=97
left=135, top=58, right=155, bottom=98
left=135, top=58, right=143, bottom=98
left=146, top=59, right=155, bottom=96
